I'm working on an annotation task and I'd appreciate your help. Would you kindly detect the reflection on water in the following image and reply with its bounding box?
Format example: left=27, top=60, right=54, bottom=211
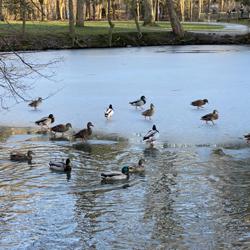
left=0, top=132, right=249, bottom=249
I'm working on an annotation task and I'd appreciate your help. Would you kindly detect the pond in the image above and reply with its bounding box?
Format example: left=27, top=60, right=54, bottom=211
left=0, top=45, right=250, bottom=249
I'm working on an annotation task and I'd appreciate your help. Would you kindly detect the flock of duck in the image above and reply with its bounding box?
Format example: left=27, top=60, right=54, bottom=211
left=8, top=95, right=249, bottom=181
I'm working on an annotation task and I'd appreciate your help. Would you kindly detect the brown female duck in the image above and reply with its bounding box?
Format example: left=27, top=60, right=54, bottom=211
left=129, top=159, right=145, bottom=173
left=74, top=122, right=94, bottom=141
left=28, top=97, right=42, bottom=110
left=201, top=110, right=219, bottom=125
left=142, top=103, right=155, bottom=120
left=191, top=99, right=208, bottom=109
left=10, top=150, right=35, bottom=164
left=51, top=123, right=72, bottom=137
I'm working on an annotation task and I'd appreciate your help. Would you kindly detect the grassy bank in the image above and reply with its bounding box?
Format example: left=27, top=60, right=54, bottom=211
left=0, top=20, right=224, bottom=36
left=0, top=20, right=249, bottom=51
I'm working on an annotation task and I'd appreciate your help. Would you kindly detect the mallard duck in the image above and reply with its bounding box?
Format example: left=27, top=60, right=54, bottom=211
left=143, top=124, right=159, bottom=143
left=129, top=96, right=146, bottom=109
left=49, top=158, right=71, bottom=172
left=201, top=110, right=219, bottom=124
left=105, top=104, right=114, bottom=119
left=191, top=99, right=208, bottom=108
left=74, top=122, right=94, bottom=141
left=101, top=166, right=130, bottom=181
left=129, top=159, right=145, bottom=173
left=51, top=123, right=72, bottom=136
left=142, top=103, right=155, bottom=119
left=10, top=150, right=35, bottom=163
left=244, top=134, right=250, bottom=143
left=35, top=114, right=55, bottom=128
left=28, top=97, right=42, bottom=110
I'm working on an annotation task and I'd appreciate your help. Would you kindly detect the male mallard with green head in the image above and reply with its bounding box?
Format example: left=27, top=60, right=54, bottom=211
left=129, top=159, right=145, bottom=173
left=191, top=99, right=208, bottom=109
left=35, top=114, right=55, bottom=129
left=29, top=97, right=42, bottom=110
left=105, top=104, right=114, bottom=120
left=49, top=158, right=71, bottom=172
left=244, top=133, right=250, bottom=143
left=101, top=166, right=130, bottom=182
left=201, top=110, right=219, bottom=125
left=143, top=124, right=159, bottom=144
left=10, top=150, right=35, bottom=164
left=51, top=123, right=72, bottom=137
left=129, top=95, right=146, bottom=109
left=74, top=122, right=94, bottom=141
left=142, top=103, right=155, bottom=120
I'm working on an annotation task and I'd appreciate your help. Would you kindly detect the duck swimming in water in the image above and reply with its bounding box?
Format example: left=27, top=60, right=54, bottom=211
left=105, top=104, right=114, bottom=120
left=101, top=166, right=130, bottom=182
left=129, top=96, right=146, bottom=109
left=201, top=110, right=219, bottom=125
left=129, top=159, right=145, bottom=173
left=49, top=158, right=71, bottom=172
left=73, top=122, right=94, bottom=141
left=10, top=150, right=35, bottom=164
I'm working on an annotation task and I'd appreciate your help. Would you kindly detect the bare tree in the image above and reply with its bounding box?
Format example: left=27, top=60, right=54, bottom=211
left=143, top=0, right=155, bottom=26
left=133, top=0, right=142, bottom=38
left=166, top=0, right=184, bottom=37
left=76, top=0, right=84, bottom=27
left=0, top=39, right=59, bottom=109
left=68, top=0, right=75, bottom=37
left=0, top=0, right=4, bottom=21
left=107, top=0, right=115, bottom=46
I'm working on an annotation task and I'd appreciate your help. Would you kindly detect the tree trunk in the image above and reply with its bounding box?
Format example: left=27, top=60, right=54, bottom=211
left=112, top=0, right=116, bottom=20
left=68, top=0, right=75, bottom=37
left=166, top=0, right=184, bottom=37
left=39, top=0, right=45, bottom=21
left=143, top=0, right=155, bottom=26
left=189, top=0, right=193, bottom=21
left=0, top=0, right=4, bottom=21
left=76, top=0, right=84, bottom=26
left=180, top=0, right=185, bottom=21
left=133, top=0, right=142, bottom=37
left=56, top=0, right=62, bottom=20
left=107, top=0, right=114, bottom=46
left=21, top=0, right=27, bottom=36
left=198, top=0, right=202, bottom=20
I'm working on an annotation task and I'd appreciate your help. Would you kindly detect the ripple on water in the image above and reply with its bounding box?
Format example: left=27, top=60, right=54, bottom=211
left=0, top=132, right=250, bottom=249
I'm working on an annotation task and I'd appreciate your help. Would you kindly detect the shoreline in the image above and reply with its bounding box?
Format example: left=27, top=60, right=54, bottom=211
left=1, top=31, right=250, bottom=52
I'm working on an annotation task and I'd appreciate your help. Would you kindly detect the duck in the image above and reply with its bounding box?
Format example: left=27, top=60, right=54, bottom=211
left=49, top=158, right=71, bottom=172
left=143, top=124, right=159, bottom=144
left=101, top=166, right=130, bottom=182
left=191, top=99, right=208, bottom=109
left=35, top=114, right=55, bottom=129
left=142, top=103, right=155, bottom=119
left=129, top=95, right=146, bottom=109
left=129, top=159, right=145, bottom=173
left=51, top=123, right=72, bottom=137
left=74, top=122, right=94, bottom=141
left=28, top=97, right=42, bottom=110
left=10, top=150, right=35, bottom=164
left=105, top=104, right=114, bottom=119
left=201, top=110, right=219, bottom=125
left=244, top=133, right=250, bottom=143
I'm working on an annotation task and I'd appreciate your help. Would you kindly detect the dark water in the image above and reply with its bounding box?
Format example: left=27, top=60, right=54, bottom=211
left=0, top=45, right=250, bottom=249
left=0, top=132, right=249, bottom=249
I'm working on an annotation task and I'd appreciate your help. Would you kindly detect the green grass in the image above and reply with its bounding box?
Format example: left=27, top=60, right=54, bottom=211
left=0, top=20, right=224, bottom=36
